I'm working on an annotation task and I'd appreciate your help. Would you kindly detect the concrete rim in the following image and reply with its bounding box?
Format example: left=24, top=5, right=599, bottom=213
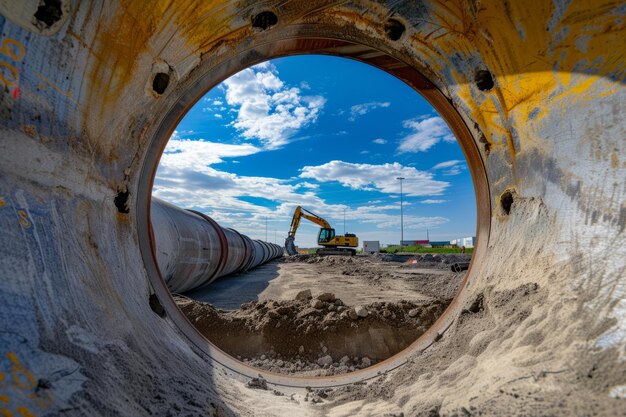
left=137, top=34, right=490, bottom=388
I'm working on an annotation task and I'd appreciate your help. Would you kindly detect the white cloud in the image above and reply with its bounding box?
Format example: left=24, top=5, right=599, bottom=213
left=214, top=113, right=223, bottom=119
left=153, top=135, right=332, bottom=233
left=350, top=203, right=448, bottom=229
left=154, top=140, right=450, bottom=245
left=422, top=199, right=448, bottom=204
left=443, top=167, right=462, bottom=176
left=157, top=137, right=261, bottom=169
left=212, top=100, right=223, bottom=105
left=397, top=116, right=455, bottom=153
left=299, top=160, right=449, bottom=197
left=432, top=159, right=463, bottom=169
left=297, top=182, right=320, bottom=189
left=432, top=159, right=465, bottom=176
left=373, top=138, right=387, bottom=145
left=222, top=63, right=326, bottom=149
left=349, top=101, right=390, bottom=121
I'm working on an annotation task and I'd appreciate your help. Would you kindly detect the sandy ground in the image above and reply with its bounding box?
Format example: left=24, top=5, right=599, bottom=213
left=178, top=247, right=625, bottom=415
left=179, top=254, right=466, bottom=376
left=185, top=253, right=468, bottom=309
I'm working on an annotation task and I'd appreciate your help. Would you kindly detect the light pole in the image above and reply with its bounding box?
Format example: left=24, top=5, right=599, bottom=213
left=396, top=177, right=405, bottom=249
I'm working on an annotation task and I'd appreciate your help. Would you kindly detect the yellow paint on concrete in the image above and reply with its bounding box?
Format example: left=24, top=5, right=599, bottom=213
left=413, top=0, right=626, bottom=179
left=79, top=0, right=625, bottom=174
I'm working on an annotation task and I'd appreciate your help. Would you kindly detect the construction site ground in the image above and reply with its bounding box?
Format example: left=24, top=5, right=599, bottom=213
left=178, top=253, right=468, bottom=376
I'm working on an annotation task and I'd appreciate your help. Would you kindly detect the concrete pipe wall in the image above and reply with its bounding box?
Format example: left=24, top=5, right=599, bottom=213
left=151, top=197, right=282, bottom=294
left=0, top=1, right=625, bottom=416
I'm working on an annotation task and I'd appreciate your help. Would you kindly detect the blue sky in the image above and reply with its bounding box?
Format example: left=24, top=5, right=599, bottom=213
left=153, top=55, right=476, bottom=248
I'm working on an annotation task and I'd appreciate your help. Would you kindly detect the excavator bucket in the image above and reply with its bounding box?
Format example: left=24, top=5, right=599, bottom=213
left=284, top=236, right=298, bottom=256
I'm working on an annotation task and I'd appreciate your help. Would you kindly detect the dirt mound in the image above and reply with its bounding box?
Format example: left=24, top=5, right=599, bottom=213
left=283, top=253, right=471, bottom=268
left=282, top=254, right=360, bottom=265
left=176, top=293, right=449, bottom=376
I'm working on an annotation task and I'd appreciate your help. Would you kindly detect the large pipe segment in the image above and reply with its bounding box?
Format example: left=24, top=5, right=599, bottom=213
left=0, top=1, right=625, bottom=416
left=151, top=197, right=282, bottom=294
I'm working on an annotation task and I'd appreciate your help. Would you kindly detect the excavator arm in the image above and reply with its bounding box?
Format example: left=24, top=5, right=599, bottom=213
left=287, top=206, right=331, bottom=238
left=285, top=206, right=332, bottom=255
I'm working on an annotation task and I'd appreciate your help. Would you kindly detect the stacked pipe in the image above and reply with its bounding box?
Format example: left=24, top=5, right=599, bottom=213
left=150, top=197, right=283, bottom=293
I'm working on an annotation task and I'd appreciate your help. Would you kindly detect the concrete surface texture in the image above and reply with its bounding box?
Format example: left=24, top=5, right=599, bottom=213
left=0, top=1, right=625, bottom=416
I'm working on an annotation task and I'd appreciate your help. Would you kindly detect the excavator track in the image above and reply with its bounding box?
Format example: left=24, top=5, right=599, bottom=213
left=316, top=248, right=356, bottom=256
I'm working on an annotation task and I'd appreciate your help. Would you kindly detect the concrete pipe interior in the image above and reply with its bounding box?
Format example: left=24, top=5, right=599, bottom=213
left=148, top=54, right=480, bottom=377
left=1, top=1, right=625, bottom=416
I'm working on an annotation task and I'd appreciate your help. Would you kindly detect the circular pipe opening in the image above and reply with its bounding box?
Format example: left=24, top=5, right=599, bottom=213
left=137, top=37, right=490, bottom=388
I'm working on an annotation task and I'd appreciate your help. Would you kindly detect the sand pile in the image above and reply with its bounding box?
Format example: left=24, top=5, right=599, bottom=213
left=283, top=253, right=472, bottom=268
left=176, top=291, right=449, bottom=376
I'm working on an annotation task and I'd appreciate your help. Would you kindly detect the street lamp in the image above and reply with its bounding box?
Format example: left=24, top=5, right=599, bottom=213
left=396, top=177, right=405, bottom=250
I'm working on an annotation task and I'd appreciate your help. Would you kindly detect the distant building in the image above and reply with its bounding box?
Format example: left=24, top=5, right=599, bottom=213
left=363, top=241, right=380, bottom=253
left=451, top=237, right=476, bottom=248
left=430, top=241, right=451, bottom=248
left=401, top=240, right=430, bottom=247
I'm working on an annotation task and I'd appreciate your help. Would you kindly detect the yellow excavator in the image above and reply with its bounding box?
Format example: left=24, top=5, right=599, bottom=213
left=285, top=206, right=358, bottom=256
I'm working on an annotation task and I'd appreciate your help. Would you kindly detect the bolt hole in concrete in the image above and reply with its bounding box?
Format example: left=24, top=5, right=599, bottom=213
left=252, top=11, right=278, bottom=30
left=114, top=189, right=130, bottom=213
left=33, top=0, right=63, bottom=27
left=152, top=72, right=170, bottom=95
left=149, top=294, right=166, bottom=318
left=385, top=19, right=406, bottom=41
left=500, top=190, right=514, bottom=215
left=474, top=69, right=495, bottom=91
left=150, top=55, right=477, bottom=376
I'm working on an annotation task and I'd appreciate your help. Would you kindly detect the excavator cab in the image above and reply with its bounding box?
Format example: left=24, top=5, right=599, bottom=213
left=317, top=228, right=335, bottom=244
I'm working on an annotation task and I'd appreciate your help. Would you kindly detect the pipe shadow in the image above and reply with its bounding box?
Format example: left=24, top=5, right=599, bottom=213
left=183, top=260, right=281, bottom=310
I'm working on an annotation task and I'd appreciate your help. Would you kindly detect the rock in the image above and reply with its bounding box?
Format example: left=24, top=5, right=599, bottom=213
left=317, top=355, right=333, bottom=367
left=328, top=304, right=337, bottom=311
left=276, top=306, right=291, bottom=315
left=299, top=345, right=305, bottom=354
left=276, top=360, right=284, bottom=367
left=362, top=357, right=371, bottom=367
left=355, top=306, right=369, bottom=318
left=322, top=346, right=328, bottom=354
left=408, top=309, right=420, bottom=317
left=347, top=308, right=358, bottom=320
left=268, top=310, right=280, bottom=318
left=339, top=355, right=350, bottom=364
left=312, top=300, right=325, bottom=309
left=382, top=309, right=392, bottom=318
left=260, top=354, right=266, bottom=360
left=247, top=377, right=268, bottom=390
left=317, top=292, right=336, bottom=302
left=334, top=299, right=344, bottom=306
left=295, top=289, right=312, bottom=300
left=297, top=307, right=321, bottom=318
